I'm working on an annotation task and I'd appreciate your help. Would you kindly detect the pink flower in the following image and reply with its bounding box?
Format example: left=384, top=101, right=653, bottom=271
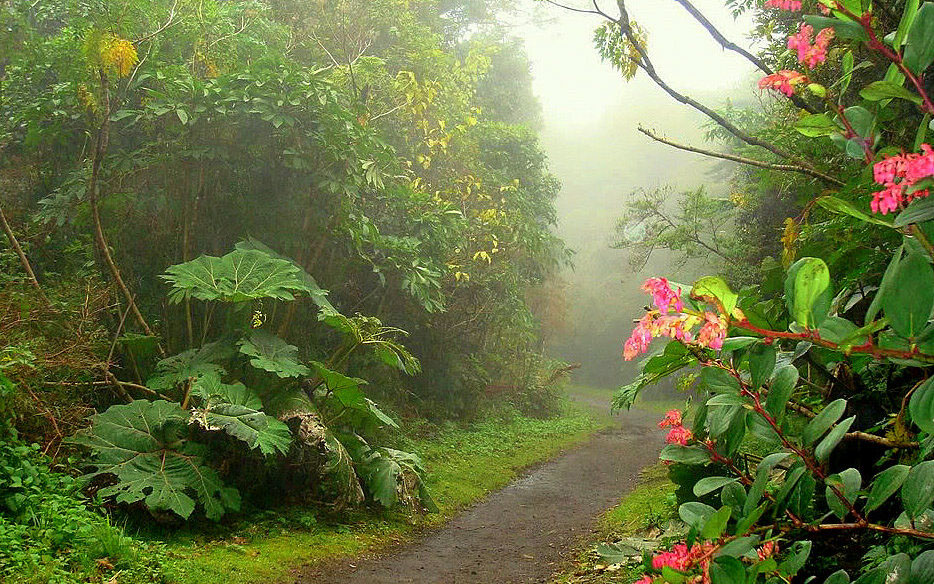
left=758, top=70, right=807, bottom=97
left=757, top=541, right=779, bottom=560
left=764, top=0, right=802, bottom=9
left=653, top=314, right=694, bottom=342
left=641, top=277, right=683, bottom=313
left=652, top=543, right=693, bottom=570
left=624, top=313, right=655, bottom=361
left=658, top=409, right=683, bottom=428
left=697, top=312, right=727, bottom=350
left=666, top=425, right=694, bottom=445
left=869, top=144, right=934, bottom=214
left=787, top=24, right=814, bottom=63
left=788, top=26, right=836, bottom=70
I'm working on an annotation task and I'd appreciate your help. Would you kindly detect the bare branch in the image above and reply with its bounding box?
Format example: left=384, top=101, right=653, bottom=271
left=0, top=203, right=50, bottom=306
left=669, top=0, right=818, bottom=114
left=638, top=126, right=844, bottom=187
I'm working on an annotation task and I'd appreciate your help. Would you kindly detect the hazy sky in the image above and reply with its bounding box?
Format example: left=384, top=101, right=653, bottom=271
left=512, top=0, right=760, bottom=386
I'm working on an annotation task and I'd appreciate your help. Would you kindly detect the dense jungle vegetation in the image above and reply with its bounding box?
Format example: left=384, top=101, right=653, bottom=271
left=0, top=0, right=574, bottom=581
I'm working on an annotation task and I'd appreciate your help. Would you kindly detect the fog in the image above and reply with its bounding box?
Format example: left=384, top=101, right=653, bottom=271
left=517, top=0, right=758, bottom=387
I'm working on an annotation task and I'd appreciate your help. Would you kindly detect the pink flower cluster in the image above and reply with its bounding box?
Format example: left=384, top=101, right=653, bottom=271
left=764, top=0, right=802, bottom=9
left=650, top=542, right=715, bottom=583
left=623, top=279, right=729, bottom=361
left=697, top=312, right=727, bottom=350
left=659, top=409, right=693, bottom=446
left=642, top=277, right=683, bottom=313
left=787, top=24, right=834, bottom=68
left=757, top=540, right=779, bottom=561
left=758, top=70, right=807, bottom=97
left=870, top=144, right=934, bottom=214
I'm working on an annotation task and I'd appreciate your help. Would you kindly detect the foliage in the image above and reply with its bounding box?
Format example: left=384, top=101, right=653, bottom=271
left=600, top=0, right=934, bottom=582
left=0, top=425, right=169, bottom=583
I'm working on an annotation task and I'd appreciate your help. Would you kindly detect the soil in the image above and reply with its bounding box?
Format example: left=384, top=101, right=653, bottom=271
left=296, top=396, right=664, bottom=584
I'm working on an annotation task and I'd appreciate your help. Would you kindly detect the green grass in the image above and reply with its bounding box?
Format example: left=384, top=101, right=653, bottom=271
left=159, top=406, right=603, bottom=584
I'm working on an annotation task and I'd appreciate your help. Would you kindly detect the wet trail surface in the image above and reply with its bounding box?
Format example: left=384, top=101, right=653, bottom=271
left=298, top=397, right=664, bottom=584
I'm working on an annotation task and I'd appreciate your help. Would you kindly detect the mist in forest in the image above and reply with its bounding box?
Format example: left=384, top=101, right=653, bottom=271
left=517, top=0, right=757, bottom=388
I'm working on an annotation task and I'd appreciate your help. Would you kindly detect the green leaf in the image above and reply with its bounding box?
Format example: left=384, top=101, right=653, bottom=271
left=694, top=476, right=739, bottom=497
left=824, top=569, right=851, bottom=584
left=860, top=80, right=923, bottom=104
left=190, top=403, right=291, bottom=456
left=867, top=247, right=904, bottom=324
left=912, top=550, right=934, bottom=584
left=70, top=400, right=239, bottom=521
left=817, top=196, right=894, bottom=228
left=701, top=367, right=742, bottom=394
left=710, top=556, right=746, bottom=584
left=660, top=444, right=710, bottom=465
left=778, top=540, right=812, bottom=577
left=692, top=276, right=739, bottom=315
left=679, top=501, right=716, bottom=530
left=841, top=51, right=855, bottom=94
left=902, top=460, right=934, bottom=517
left=882, top=250, right=934, bottom=338
left=909, top=377, right=934, bottom=433
left=191, top=375, right=261, bottom=409
left=866, top=465, right=911, bottom=513
left=734, top=503, right=768, bottom=536
left=234, top=238, right=334, bottom=314
left=310, top=362, right=398, bottom=428
left=803, top=399, right=847, bottom=446
left=701, top=505, right=732, bottom=539
left=815, top=416, right=856, bottom=462
left=765, top=365, right=799, bottom=420
left=147, top=342, right=232, bottom=391
left=897, top=0, right=922, bottom=48
left=904, top=3, right=934, bottom=74
left=785, top=257, right=832, bottom=328
left=895, top=197, right=934, bottom=227
left=162, top=248, right=319, bottom=304
left=803, top=15, right=869, bottom=40
left=825, top=468, right=861, bottom=519
left=748, top=343, right=776, bottom=388
left=819, top=317, right=866, bottom=345
left=794, top=113, right=839, bottom=137
left=176, top=108, right=189, bottom=125
left=238, top=330, right=311, bottom=378
left=718, top=535, right=759, bottom=557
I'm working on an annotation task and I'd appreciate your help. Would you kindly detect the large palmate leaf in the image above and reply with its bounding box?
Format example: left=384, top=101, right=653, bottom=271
left=70, top=400, right=239, bottom=520
left=190, top=374, right=262, bottom=409
left=147, top=342, right=232, bottom=391
left=310, top=361, right=398, bottom=428
left=343, top=435, right=436, bottom=511
left=235, top=238, right=335, bottom=313
left=238, top=330, right=311, bottom=378
left=190, top=402, right=291, bottom=456
left=162, top=248, right=317, bottom=304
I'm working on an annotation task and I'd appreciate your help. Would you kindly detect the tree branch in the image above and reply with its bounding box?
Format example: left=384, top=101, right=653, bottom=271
left=0, top=203, right=50, bottom=306
left=669, top=0, right=818, bottom=113
left=638, top=126, right=844, bottom=186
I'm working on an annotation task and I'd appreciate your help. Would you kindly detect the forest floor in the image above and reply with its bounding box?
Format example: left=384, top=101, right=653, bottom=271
left=297, top=387, right=667, bottom=584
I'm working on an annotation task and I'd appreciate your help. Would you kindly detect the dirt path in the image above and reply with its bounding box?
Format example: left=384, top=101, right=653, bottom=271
left=298, top=395, right=664, bottom=584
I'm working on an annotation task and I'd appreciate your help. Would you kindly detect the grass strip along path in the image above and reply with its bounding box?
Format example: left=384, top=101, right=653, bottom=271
left=158, top=405, right=601, bottom=584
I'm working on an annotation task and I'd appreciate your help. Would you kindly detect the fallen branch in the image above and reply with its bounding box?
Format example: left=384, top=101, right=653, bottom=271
left=638, top=127, right=844, bottom=186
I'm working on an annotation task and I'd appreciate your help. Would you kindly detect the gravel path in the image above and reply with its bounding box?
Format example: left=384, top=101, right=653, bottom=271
left=297, top=396, right=664, bottom=584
